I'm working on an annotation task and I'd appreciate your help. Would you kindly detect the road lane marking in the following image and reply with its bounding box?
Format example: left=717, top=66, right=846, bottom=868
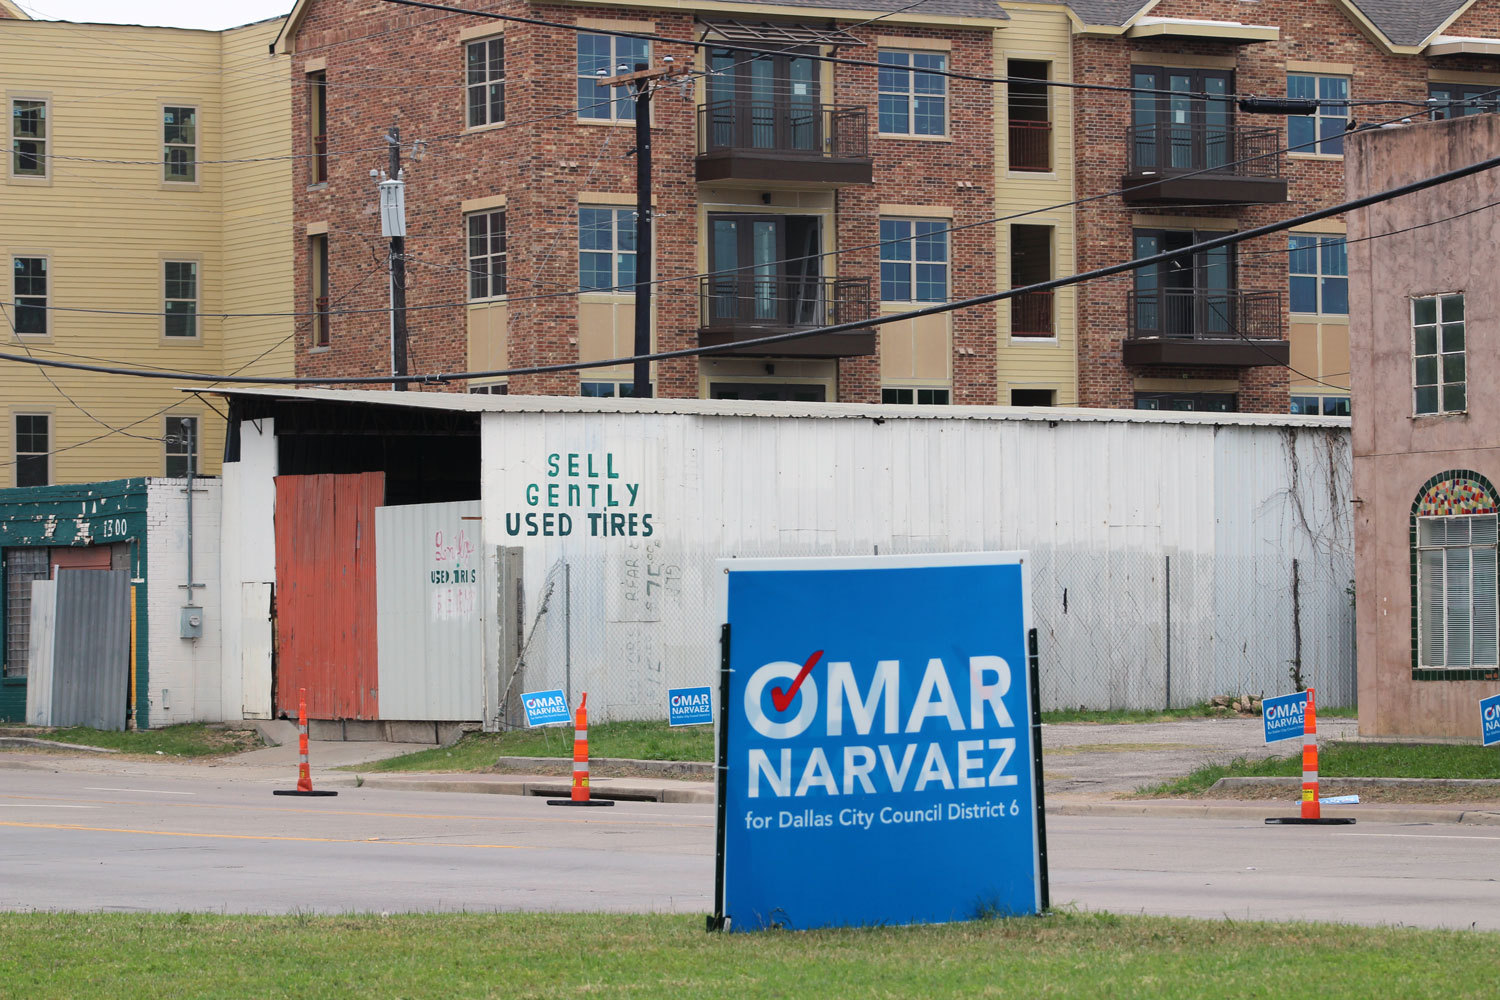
left=84, top=787, right=194, bottom=795
left=0, top=804, right=97, bottom=809
left=0, top=820, right=529, bottom=850
left=1343, top=833, right=1500, bottom=841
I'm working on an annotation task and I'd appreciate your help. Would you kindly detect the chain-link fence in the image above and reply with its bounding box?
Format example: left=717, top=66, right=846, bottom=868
left=499, top=542, right=1355, bottom=722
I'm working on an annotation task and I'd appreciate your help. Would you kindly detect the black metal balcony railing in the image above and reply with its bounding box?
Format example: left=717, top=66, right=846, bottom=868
left=1008, top=120, right=1052, bottom=172
left=698, top=101, right=869, bottom=159
left=700, top=275, right=872, bottom=332
left=1127, top=289, right=1282, bottom=341
left=1127, top=122, right=1283, bottom=177
left=1010, top=289, right=1053, bottom=337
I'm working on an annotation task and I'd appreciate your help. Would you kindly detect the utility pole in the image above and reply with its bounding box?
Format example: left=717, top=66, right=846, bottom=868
left=604, top=60, right=687, bottom=399
left=377, top=122, right=409, bottom=390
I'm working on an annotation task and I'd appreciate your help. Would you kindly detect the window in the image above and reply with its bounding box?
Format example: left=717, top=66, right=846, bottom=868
left=164, top=261, right=198, bottom=338
left=1007, top=60, right=1050, bottom=170
left=1290, top=394, right=1351, bottom=417
left=1131, top=67, right=1232, bottom=172
left=4, top=546, right=50, bottom=678
left=579, top=207, right=636, bottom=291
left=1413, top=293, right=1465, bottom=415
left=581, top=380, right=648, bottom=397
left=11, top=98, right=46, bottom=177
left=577, top=33, right=648, bottom=121
left=308, top=71, right=328, bottom=184
left=1010, top=224, right=1053, bottom=337
left=12, top=256, right=46, bottom=336
left=469, top=382, right=508, bottom=395
left=165, top=416, right=197, bottom=477
left=879, top=218, right=948, bottom=302
left=467, top=37, right=505, bottom=127
left=1287, top=75, right=1349, bottom=155
left=163, top=106, right=196, bottom=182
left=310, top=234, right=329, bottom=348
left=467, top=210, right=506, bottom=299
left=1429, top=83, right=1500, bottom=120
left=1289, top=235, right=1348, bottom=315
left=882, top=387, right=949, bottom=405
left=1134, top=392, right=1237, bottom=412
left=1011, top=389, right=1055, bottom=406
left=14, top=414, right=48, bottom=487
left=1418, top=513, right=1499, bottom=670
left=878, top=50, right=947, bottom=136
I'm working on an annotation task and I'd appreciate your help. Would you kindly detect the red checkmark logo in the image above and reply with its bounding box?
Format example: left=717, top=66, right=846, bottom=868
left=771, top=649, right=824, bottom=713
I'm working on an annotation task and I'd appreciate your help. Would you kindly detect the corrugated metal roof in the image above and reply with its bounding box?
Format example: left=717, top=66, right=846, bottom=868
left=193, top=386, right=1351, bottom=430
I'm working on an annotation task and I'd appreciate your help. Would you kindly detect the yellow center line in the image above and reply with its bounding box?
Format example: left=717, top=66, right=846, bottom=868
left=0, top=819, right=529, bottom=850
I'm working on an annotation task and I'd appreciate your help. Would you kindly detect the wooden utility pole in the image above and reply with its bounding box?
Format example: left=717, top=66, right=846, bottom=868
left=602, top=62, right=688, bottom=399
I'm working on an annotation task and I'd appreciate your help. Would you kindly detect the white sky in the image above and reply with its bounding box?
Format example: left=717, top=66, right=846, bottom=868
left=12, top=0, right=294, bottom=30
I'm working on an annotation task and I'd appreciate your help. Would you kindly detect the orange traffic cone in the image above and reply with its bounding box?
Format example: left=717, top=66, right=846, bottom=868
left=547, top=692, right=614, bottom=808
left=274, top=687, right=338, bottom=797
left=1266, top=687, right=1351, bottom=826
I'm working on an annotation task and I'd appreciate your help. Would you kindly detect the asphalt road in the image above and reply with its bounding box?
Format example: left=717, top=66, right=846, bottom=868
left=3, top=763, right=1497, bottom=929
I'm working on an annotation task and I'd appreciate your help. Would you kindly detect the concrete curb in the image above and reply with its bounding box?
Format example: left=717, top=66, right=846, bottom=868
left=1211, top=776, right=1500, bottom=793
left=0, top=737, right=118, bottom=753
left=491, top=756, right=713, bottom=779
left=358, top=774, right=714, bottom=804
left=1048, top=798, right=1500, bottom=825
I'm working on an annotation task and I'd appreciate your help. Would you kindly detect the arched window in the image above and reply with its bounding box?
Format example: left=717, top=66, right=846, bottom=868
left=1412, top=473, right=1500, bottom=674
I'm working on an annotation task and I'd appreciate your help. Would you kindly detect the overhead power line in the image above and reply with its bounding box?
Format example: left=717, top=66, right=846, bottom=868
left=3, top=149, right=1497, bottom=388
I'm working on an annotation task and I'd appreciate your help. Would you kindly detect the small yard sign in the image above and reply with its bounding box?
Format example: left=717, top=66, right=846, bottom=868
left=1482, top=693, right=1500, bottom=748
left=521, top=689, right=571, bottom=727
left=668, top=686, right=713, bottom=727
left=1263, top=691, right=1309, bottom=744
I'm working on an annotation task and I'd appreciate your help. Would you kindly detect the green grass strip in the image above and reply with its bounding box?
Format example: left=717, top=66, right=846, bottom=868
left=19, top=723, right=259, bottom=758
left=1140, top=741, right=1500, bottom=797
left=0, top=911, right=1493, bottom=1000
left=357, top=720, right=715, bottom=772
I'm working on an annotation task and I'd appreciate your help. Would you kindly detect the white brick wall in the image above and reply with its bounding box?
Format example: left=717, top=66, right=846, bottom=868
left=144, top=478, right=223, bottom=726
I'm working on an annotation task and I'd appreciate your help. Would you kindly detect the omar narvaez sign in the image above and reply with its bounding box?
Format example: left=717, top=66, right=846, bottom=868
left=1482, top=693, right=1500, bottom=748
left=521, top=689, right=571, bottom=728
left=1262, top=691, right=1309, bottom=744
left=712, top=552, right=1046, bottom=932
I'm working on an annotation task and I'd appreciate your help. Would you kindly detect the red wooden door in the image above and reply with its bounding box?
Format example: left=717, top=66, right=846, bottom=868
left=273, top=472, right=384, bottom=719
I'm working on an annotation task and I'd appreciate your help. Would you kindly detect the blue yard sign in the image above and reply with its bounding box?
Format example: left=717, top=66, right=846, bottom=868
left=669, top=686, right=714, bottom=727
left=521, top=689, right=571, bottom=728
left=1263, top=691, right=1309, bottom=744
left=713, top=552, right=1043, bottom=932
left=1482, top=693, right=1500, bottom=748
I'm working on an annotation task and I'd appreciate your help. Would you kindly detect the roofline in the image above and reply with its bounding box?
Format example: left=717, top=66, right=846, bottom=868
left=193, top=386, right=1352, bottom=430
left=1335, top=0, right=1480, bottom=55
left=0, top=0, right=30, bottom=18
left=276, top=0, right=1005, bottom=52
left=1125, top=17, right=1279, bottom=42
left=1066, top=0, right=1161, bottom=37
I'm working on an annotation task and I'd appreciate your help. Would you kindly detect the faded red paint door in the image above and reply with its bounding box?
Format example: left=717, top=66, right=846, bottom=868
left=273, top=472, right=384, bottom=720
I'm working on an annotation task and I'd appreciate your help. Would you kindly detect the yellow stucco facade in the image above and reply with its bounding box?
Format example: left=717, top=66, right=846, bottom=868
left=1, top=16, right=292, bottom=487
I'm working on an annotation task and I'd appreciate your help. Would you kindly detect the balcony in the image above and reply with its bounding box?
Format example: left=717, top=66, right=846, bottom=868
left=1008, top=120, right=1052, bottom=172
left=698, top=275, right=875, bottom=357
left=1122, top=123, right=1287, bottom=205
left=1010, top=290, right=1054, bottom=338
left=696, top=102, right=872, bottom=186
left=1123, top=289, right=1287, bottom=367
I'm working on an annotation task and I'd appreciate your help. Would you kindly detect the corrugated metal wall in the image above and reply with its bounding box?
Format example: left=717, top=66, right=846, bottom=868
left=375, top=500, right=484, bottom=720
left=23, top=579, right=55, bottom=727
left=480, top=412, right=1354, bottom=717
left=273, top=472, right=384, bottom=720
left=49, top=569, right=131, bottom=730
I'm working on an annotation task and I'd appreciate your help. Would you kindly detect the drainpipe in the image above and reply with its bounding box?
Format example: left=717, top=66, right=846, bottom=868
left=178, top=417, right=204, bottom=640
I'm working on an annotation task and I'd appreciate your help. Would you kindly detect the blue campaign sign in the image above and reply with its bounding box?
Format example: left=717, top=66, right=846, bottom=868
left=521, top=689, right=571, bottom=728
left=668, top=686, right=714, bottom=727
left=715, top=552, right=1041, bottom=932
left=1263, top=691, right=1309, bottom=744
left=1482, top=693, right=1500, bottom=747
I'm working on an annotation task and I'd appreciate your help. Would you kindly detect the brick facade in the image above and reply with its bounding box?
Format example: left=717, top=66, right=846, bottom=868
left=286, top=0, right=997, bottom=403
left=1072, top=0, right=1500, bottom=413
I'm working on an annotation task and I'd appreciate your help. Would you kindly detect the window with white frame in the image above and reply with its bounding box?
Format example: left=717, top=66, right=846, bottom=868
left=579, top=207, right=636, bottom=291
left=1290, top=394, right=1351, bottom=417
left=1413, top=293, right=1465, bottom=415
left=164, top=261, right=198, bottom=338
left=581, top=380, right=647, bottom=398
left=577, top=33, right=648, bottom=121
left=878, top=50, right=947, bottom=136
left=164, top=415, right=197, bottom=477
left=1289, top=235, right=1348, bottom=315
left=163, top=106, right=197, bottom=182
left=468, top=382, right=508, bottom=395
left=466, top=36, right=505, bottom=127
left=12, top=256, right=47, bottom=336
left=882, top=387, right=950, bottom=405
left=1287, top=74, right=1349, bottom=155
left=879, top=218, right=948, bottom=302
left=11, top=99, right=47, bottom=178
left=1418, top=513, right=1499, bottom=670
left=14, top=413, right=48, bottom=487
left=467, top=210, right=506, bottom=299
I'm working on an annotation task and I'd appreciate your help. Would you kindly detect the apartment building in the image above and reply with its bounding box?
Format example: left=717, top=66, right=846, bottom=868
left=1063, top=0, right=1500, bottom=414
left=277, top=0, right=1080, bottom=404
left=1, top=14, right=293, bottom=488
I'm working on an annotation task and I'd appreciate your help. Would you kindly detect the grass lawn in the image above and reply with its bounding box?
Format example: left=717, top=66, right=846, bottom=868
left=1139, top=741, right=1500, bottom=797
left=356, top=720, right=715, bottom=773
left=6, top=723, right=260, bottom=758
left=1041, top=704, right=1357, bottom=725
left=0, top=911, right=1494, bottom=1000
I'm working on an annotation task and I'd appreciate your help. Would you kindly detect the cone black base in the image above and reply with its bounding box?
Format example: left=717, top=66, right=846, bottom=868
left=546, top=799, right=615, bottom=806
left=1264, top=817, right=1354, bottom=825
left=274, top=789, right=339, bottom=796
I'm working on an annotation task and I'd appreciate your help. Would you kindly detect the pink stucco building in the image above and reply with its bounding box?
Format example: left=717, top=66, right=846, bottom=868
left=1348, top=112, right=1500, bottom=740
